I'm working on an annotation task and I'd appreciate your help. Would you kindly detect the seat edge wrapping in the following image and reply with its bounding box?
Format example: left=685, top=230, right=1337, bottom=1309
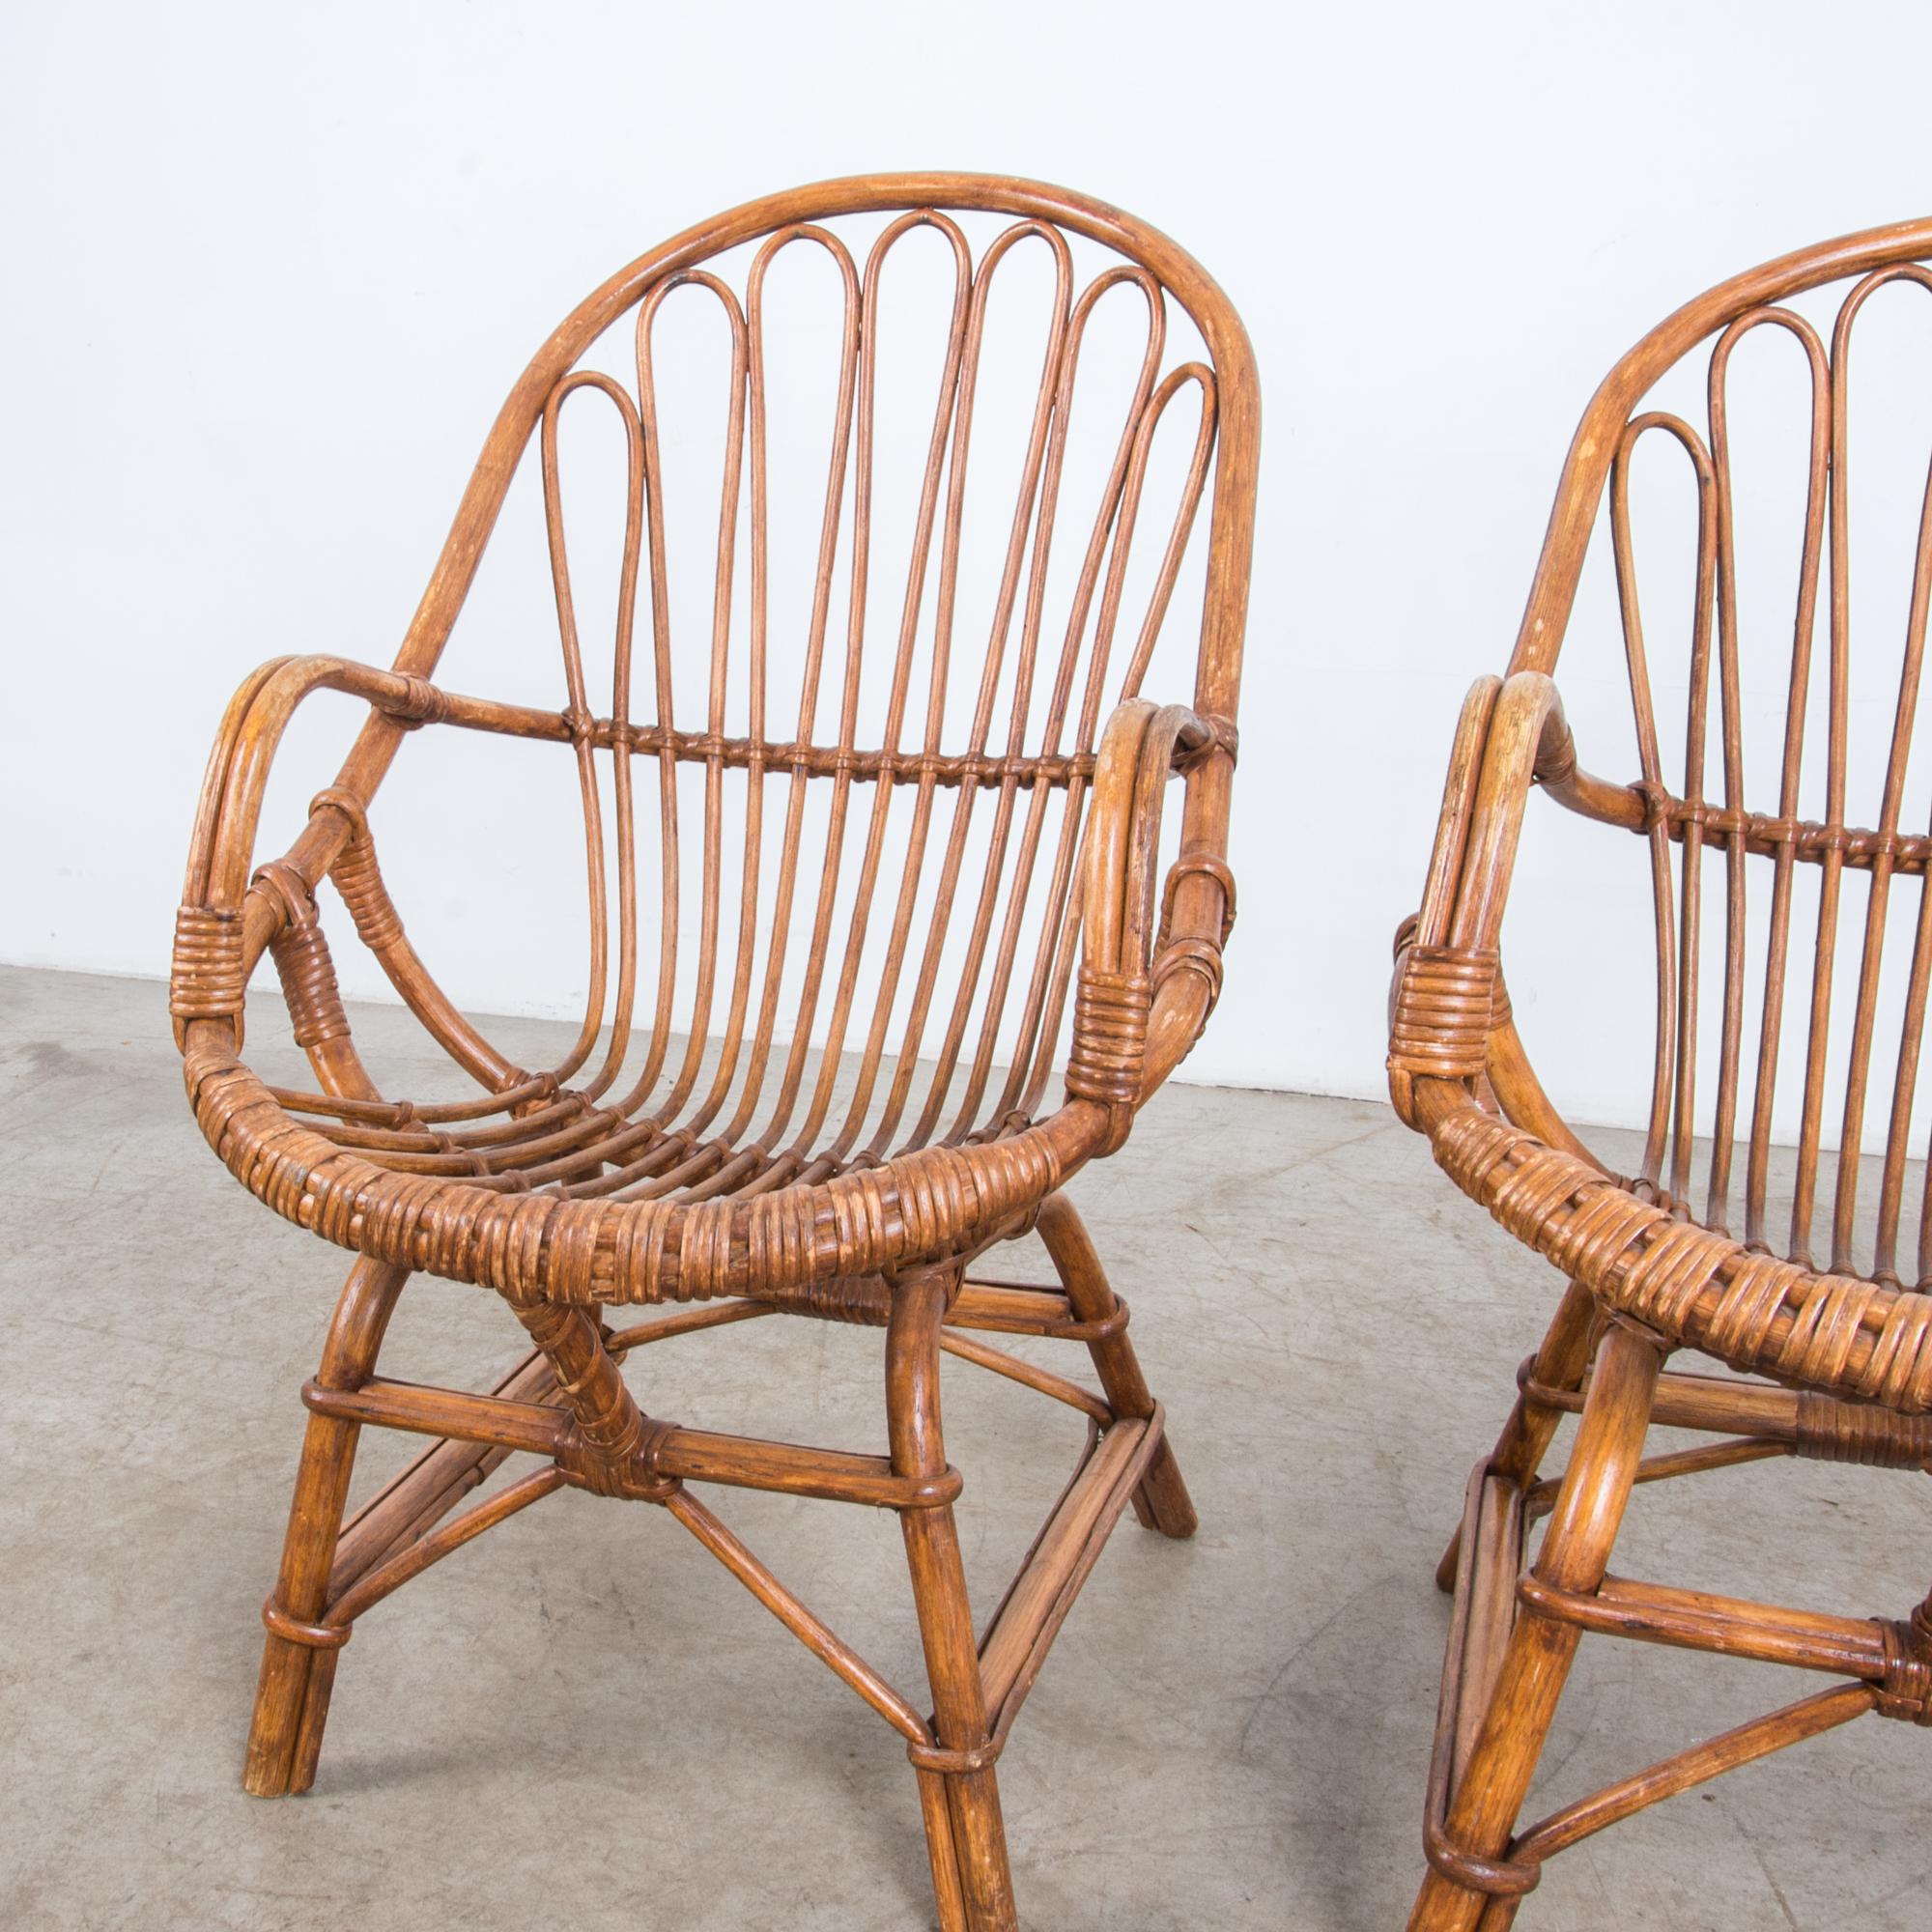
left=1427, top=1096, right=1932, bottom=1415
left=183, top=1038, right=1094, bottom=1308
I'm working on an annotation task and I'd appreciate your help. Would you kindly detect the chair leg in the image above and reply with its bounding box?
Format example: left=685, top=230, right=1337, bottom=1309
left=1408, top=1317, right=1662, bottom=1932
left=242, top=1257, right=410, bottom=1797
left=890, top=1270, right=1019, bottom=1932
left=1435, top=1276, right=1599, bottom=1591
left=1036, top=1190, right=1197, bottom=1538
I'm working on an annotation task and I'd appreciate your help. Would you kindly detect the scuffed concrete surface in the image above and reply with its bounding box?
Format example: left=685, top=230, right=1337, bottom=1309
left=1, top=963, right=1927, bottom=1929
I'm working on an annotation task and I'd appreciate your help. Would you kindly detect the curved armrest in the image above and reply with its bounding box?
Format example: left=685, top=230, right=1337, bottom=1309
left=172, top=653, right=546, bottom=1097
left=1387, top=670, right=1604, bottom=1165
left=182, top=655, right=452, bottom=916
left=1066, top=697, right=1237, bottom=1150
left=170, top=655, right=454, bottom=1054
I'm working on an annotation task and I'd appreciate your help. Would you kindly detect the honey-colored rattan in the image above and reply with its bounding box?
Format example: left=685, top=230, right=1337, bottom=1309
left=169, top=175, right=1255, bottom=1932
left=1390, top=217, right=1932, bottom=1930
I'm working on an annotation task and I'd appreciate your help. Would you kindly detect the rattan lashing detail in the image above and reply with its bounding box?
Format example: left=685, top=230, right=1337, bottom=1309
left=1791, top=1390, right=1932, bottom=1463
left=1388, top=945, right=1500, bottom=1087
left=313, top=789, right=405, bottom=953
left=1065, top=963, right=1151, bottom=1151
left=168, top=904, right=247, bottom=1044
left=252, top=863, right=353, bottom=1051
left=1151, top=848, right=1236, bottom=1018
left=1874, top=1612, right=1932, bottom=1724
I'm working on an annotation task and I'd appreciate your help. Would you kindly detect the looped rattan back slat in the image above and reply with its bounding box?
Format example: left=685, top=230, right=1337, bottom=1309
left=550, top=210, right=1216, bottom=1189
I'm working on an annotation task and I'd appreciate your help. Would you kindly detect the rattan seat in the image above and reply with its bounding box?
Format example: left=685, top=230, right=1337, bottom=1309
left=168, top=175, right=1256, bottom=1932
left=185, top=979, right=1099, bottom=1320
left=1404, top=1075, right=1932, bottom=1414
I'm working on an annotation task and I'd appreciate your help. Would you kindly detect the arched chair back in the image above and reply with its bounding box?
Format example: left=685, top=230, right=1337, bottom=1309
left=1451, top=218, right=1932, bottom=1288
left=190, top=175, right=1256, bottom=1194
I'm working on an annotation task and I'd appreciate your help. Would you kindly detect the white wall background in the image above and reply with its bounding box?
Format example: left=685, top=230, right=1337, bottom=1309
left=6, top=0, right=1932, bottom=1138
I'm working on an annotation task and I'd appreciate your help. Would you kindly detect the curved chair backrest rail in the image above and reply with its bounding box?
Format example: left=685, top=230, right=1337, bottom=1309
left=1511, top=213, right=1932, bottom=681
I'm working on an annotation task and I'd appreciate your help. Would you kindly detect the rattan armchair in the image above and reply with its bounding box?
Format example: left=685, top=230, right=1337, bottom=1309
left=1390, top=217, right=1932, bottom=1929
left=168, top=176, right=1254, bottom=1932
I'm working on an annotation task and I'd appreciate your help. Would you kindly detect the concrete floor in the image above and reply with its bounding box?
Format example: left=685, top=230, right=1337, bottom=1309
left=1, top=963, right=1928, bottom=1931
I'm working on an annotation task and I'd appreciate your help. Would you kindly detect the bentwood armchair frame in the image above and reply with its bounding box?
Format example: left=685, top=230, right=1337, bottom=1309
left=168, top=176, right=1255, bottom=1931
left=1390, top=216, right=1932, bottom=1930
